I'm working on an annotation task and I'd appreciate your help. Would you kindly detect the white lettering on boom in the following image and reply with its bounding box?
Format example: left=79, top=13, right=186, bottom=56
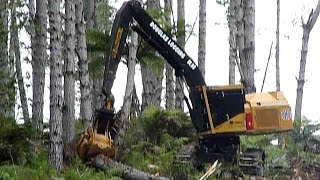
left=149, top=21, right=186, bottom=60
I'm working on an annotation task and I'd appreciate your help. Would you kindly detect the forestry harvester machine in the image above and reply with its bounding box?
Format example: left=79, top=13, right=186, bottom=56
left=77, top=0, right=293, bottom=175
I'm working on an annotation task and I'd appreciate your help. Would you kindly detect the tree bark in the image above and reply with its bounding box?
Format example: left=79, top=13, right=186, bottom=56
left=0, top=0, right=13, bottom=118
left=76, top=0, right=92, bottom=129
left=228, top=0, right=237, bottom=85
left=32, top=0, right=47, bottom=131
left=235, top=0, right=256, bottom=93
left=48, top=0, right=64, bottom=171
left=295, top=0, right=320, bottom=120
left=141, top=0, right=164, bottom=110
left=92, top=154, right=170, bottom=180
left=10, top=0, right=30, bottom=122
left=63, top=0, right=76, bottom=145
left=115, top=30, right=138, bottom=156
left=242, top=0, right=256, bottom=93
left=84, top=0, right=95, bottom=28
left=276, top=0, right=280, bottom=91
left=141, top=62, right=163, bottom=110
left=175, top=0, right=185, bottom=110
left=198, top=0, right=206, bottom=78
left=92, top=78, right=103, bottom=110
left=164, top=0, right=175, bottom=109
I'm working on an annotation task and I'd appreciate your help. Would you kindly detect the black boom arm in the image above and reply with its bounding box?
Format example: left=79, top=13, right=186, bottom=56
left=103, top=0, right=209, bottom=133
left=103, top=0, right=206, bottom=95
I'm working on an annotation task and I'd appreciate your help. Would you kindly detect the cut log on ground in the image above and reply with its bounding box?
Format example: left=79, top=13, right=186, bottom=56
left=92, top=154, right=171, bottom=180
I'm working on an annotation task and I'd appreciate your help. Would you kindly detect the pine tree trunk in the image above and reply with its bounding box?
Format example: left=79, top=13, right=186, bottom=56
left=28, top=0, right=36, bottom=122
left=32, top=0, right=47, bottom=131
left=198, top=0, right=206, bottom=78
left=276, top=0, right=280, bottom=91
left=63, top=0, right=76, bottom=145
left=141, top=64, right=163, bottom=110
left=92, top=78, right=103, bottom=110
left=0, top=0, right=12, bottom=118
left=7, top=1, right=15, bottom=119
left=164, top=0, right=174, bottom=109
left=295, top=0, right=320, bottom=119
left=141, top=0, right=164, bottom=110
left=75, top=0, right=92, bottom=129
left=235, top=0, right=255, bottom=93
left=48, top=0, right=63, bottom=171
left=228, top=0, right=237, bottom=85
left=175, top=0, right=185, bottom=110
left=242, top=0, right=256, bottom=93
left=84, top=0, right=101, bottom=112
left=10, top=1, right=30, bottom=122
left=84, top=0, right=95, bottom=28
left=115, top=31, right=138, bottom=155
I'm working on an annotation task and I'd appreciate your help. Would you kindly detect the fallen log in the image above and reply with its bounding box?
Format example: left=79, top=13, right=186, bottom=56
left=92, top=154, right=171, bottom=180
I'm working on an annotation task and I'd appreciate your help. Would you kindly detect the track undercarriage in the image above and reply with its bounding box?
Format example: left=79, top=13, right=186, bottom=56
left=174, top=135, right=265, bottom=176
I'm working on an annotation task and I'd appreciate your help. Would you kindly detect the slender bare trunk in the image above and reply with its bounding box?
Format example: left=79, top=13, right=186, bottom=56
left=0, top=0, right=12, bottom=118
left=175, top=0, right=185, bottom=110
left=63, top=0, right=76, bottom=145
left=92, top=78, right=103, bottom=110
left=10, top=1, right=30, bottom=122
left=164, top=0, right=174, bottom=109
left=276, top=0, right=280, bottom=91
left=198, top=0, right=206, bottom=78
left=228, top=0, right=237, bottom=85
left=115, top=31, right=138, bottom=155
left=295, top=0, right=320, bottom=119
left=28, top=0, right=35, bottom=121
left=32, top=0, right=47, bottom=131
left=76, top=0, right=92, bottom=128
left=48, top=0, right=63, bottom=171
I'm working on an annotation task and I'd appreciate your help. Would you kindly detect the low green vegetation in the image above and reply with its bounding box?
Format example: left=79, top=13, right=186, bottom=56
left=1, top=110, right=320, bottom=179
left=120, top=106, right=202, bottom=179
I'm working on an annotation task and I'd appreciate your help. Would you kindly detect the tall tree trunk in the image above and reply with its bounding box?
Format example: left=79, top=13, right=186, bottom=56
left=141, top=0, right=164, bottom=110
left=115, top=30, right=138, bottom=156
left=295, top=0, right=320, bottom=120
left=0, top=0, right=12, bottom=118
left=75, top=0, right=92, bottom=129
left=198, top=0, right=206, bottom=78
left=63, top=0, right=76, bottom=145
left=276, top=0, right=280, bottom=91
left=228, top=0, right=237, bottom=85
left=164, top=0, right=174, bottom=109
left=48, top=0, right=63, bottom=171
left=7, top=0, right=15, bottom=119
left=32, top=0, right=47, bottom=131
left=28, top=0, right=35, bottom=121
left=175, top=0, right=185, bottom=110
left=10, top=0, right=30, bottom=122
left=235, top=0, right=256, bottom=93
left=92, top=78, right=103, bottom=110
left=242, top=0, right=255, bottom=93
left=85, top=0, right=102, bottom=112
left=84, top=0, right=95, bottom=28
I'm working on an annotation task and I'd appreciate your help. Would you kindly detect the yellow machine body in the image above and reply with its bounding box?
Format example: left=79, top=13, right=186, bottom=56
left=197, top=85, right=293, bottom=137
left=244, top=91, right=293, bottom=134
